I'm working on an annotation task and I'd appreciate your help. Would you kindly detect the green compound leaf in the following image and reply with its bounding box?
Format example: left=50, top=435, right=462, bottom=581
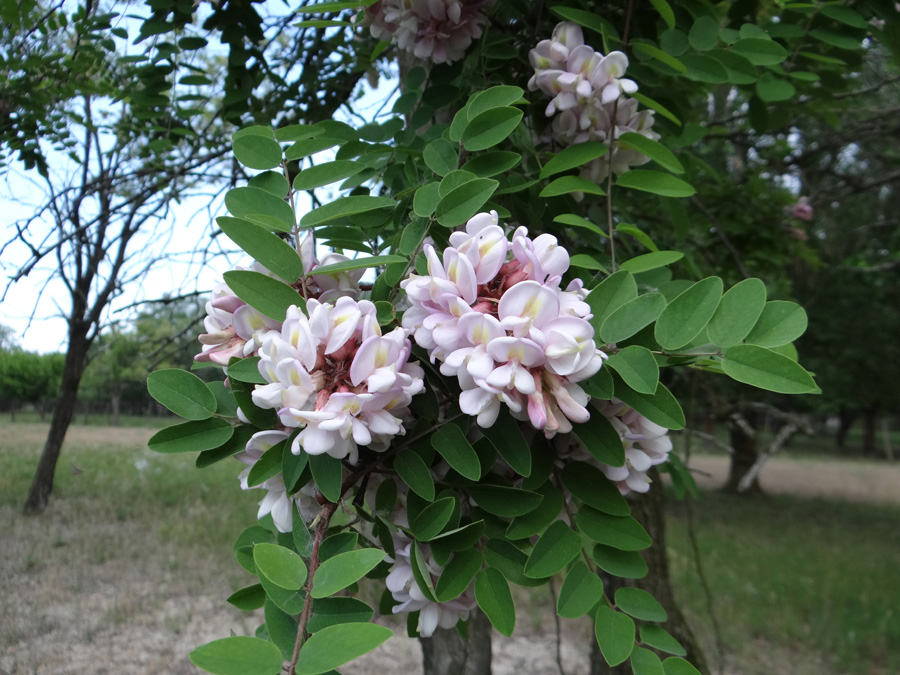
left=461, top=107, right=523, bottom=152
left=587, top=271, right=638, bottom=331
left=756, top=72, right=796, bottom=102
left=540, top=141, right=609, bottom=179
left=223, top=270, right=303, bottom=322
left=654, top=277, right=723, bottom=350
left=311, top=254, right=407, bottom=276
left=148, top=418, right=234, bottom=454
left=539, top=175, right=607, bottom=197
left=431, top=423, right=482, bottom=480
left=253, top=542, right=308, bottom=591
left=300, top=195, right=396, bottom=227
left=394, top=449, right=435, bottom=501
left=605, top=345, right=660, bottom=395
left=616, top=170, right=695, bottom=197
left=312, top=549, right=386, bottom=599
left=475, top=567, right=516, bottom=636
left=224, top=187, right=295, bottom=233
left=468, top=485, right=543, bottom=518
left=295, top=623, right=393, bottom=675
left=233, top=525, right=275, bottom=575
left=506, top=482, right=564, bottom=539
left=631, top=647, right=665, bottom=675
left=632, top=41, right=687, bottom=73
left=617, top=251, right=683, bottom=274
left=226, top=357, right=266, bottom=385
left=436, top=549, right=483, bottom=602
left=573, top=412, right=626, bottom=467
left=707, top=278, right=767, bottom=348
left=147, top=368, right=217, bottom=420
left=688, top=15, right=719, bottom=51
left=599, top=293, right=666, bottom=344
left=308, top=453, right=342, bottom=503
left=190, top=636, right=283, bottom=675
left=233, top=134, right=283, bottom=170
left=293, top=160, right=365, bottom=191
left=618, top=133, right=683, bottom=174
left=226, top=584, right=266, bottom=611
left=641, top=625, right=687, bottom=656
left=423, top=138, right=458, bottom=176
left=614, top=380, right=686, bottom=430
left=557, top=560, right=604, bottom=618
left=554, top=213, right=607, bottom=237
left=594, top=606, right=635, bottom=667
left=721, top=345, right=818, bottom=394
left=524, top=520, right=582, bottom=579
left=217, top=218, right=304, bottom=283
left=731, top=37, right=788, bottom=65
left=649, top=0, right=675, bottom=29
left=662, top=656, right=702, bottom=675
left=412, top=497, right=456, bottom=541
left=307, top=597, right=375, bottom=633
left=576, top=507, right=652, bottom=551
left=434, top=178, right=499, bottom=228
left=559, top=461, right=629, bottom=516
left=745, top=300, right=808, bottom=347
left=468, top=85, right=525, bottom=118
left=265, top=597, right=298, bottom=660
left=462, top=151, right=522, bottom=178
left=593, top=544, right=648, bottom=579
left=480, top=410, right=531, bottom=476
left=615, top=587, right=667, bottom=622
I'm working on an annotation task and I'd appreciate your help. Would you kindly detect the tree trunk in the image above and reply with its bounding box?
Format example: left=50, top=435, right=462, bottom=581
left=590, top=470, right=710, bottom=674
left=836, top=407, right=854, bottom=450
left=724, top=413, right=761, bottom=494
left=420, top=607, right=492, bottom=675
left=111, top=392, right=121, bottom=427
left=23, top=329, right=89, bottom=514
left=862, top=408, right=877, bottom=456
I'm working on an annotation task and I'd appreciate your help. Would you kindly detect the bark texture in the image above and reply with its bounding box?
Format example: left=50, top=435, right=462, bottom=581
left=421, top=607, right=493, bottom=675
left=723, top=413, right=762, bottom=494
left=23, top=328, right=89, bottom=514
left=591, top=471, right=710, bottom=675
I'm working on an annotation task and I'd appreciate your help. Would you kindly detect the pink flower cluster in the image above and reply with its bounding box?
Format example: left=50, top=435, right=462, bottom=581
left=252, top=298, right=425, bottom=465
left=401, top=211, right=606, bottom=437
left=363, top=0, right=492, bottom=65
left=557, top=400, right=674, bottom=495
left=529, top=22, right=659, bottom=181
left=195, top=232, right=366, bottom=365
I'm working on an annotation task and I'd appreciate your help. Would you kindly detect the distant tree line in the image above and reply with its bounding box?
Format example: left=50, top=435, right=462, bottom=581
left=0, top=297, right=207, bottom=425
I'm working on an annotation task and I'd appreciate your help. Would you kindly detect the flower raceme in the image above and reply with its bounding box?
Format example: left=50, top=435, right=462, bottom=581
left=363, top=0, right=493, bottom=65
left=529, top=22, right=660, bottom=182
left=401, top=211, right=607, bottom=437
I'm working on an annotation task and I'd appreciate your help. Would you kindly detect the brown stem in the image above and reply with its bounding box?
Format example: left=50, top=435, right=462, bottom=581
left=290, top=500, right=339, bottom=674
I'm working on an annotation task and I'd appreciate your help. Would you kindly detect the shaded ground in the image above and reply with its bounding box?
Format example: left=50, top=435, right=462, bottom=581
left=1, top=424, right=897, bottom=675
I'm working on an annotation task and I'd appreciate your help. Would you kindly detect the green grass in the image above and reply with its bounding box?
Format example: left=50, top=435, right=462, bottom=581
left=667, top=492, right=900, bottom=675
left=2, top=423, right=897, bottom=675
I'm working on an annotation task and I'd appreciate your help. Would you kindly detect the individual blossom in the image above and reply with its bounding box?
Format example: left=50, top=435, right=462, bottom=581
left=789, top=196, right=814, bottom=222
left=363, top=0, right=493, bottom=65
left=385, top=533, right=477, bottom=637
left=252, top=299, right=424, bottom=465
left=195, top=231, right=365, bottom=365
left=195, top=272, right=283, bottom=366
left=556, top=400, right=674, bottom=495
left=401, top=210, right=607, bottom=437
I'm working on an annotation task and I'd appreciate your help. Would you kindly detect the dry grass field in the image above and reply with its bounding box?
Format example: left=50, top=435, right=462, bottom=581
left=1, top=422, right=898, bottom=675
